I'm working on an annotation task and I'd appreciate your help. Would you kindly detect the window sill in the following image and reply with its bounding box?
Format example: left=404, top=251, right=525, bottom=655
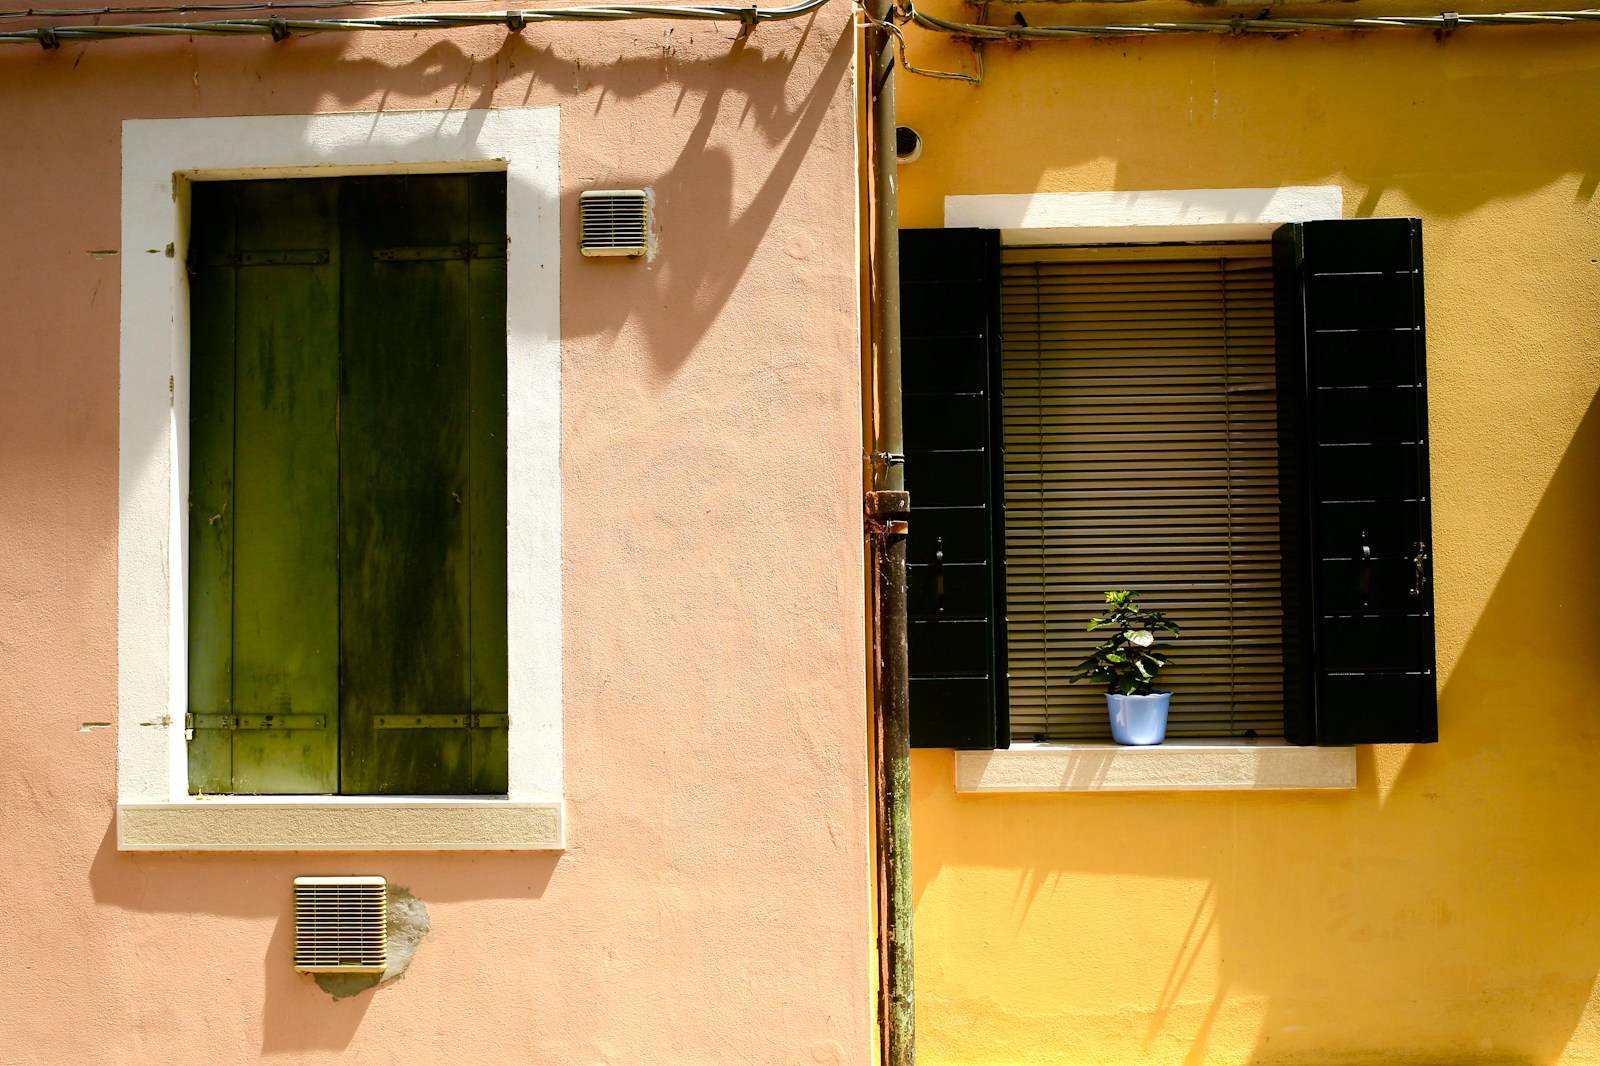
left=954, top=740, right=1356, bottom=793
left=116, top=796, right=564, bottom=851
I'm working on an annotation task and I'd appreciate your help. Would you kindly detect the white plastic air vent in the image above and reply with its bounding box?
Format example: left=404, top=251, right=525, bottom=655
left=580, top=189, right=650, bottom=257
left=293, top=876, right=387, bottom=974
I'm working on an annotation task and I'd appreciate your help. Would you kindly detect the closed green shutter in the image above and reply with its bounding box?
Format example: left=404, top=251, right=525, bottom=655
left=187, top=174, right=508, bottom=795
left=1274, top=217, right=1437, bottom=745
left=901, top=228, right=1009, bottom=749
left=339, top=174, right=508, bottom=795
left=189, top=179, right=341, bottom=794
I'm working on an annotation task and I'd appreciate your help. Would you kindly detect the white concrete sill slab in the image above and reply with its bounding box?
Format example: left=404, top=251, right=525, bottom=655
left=117, top=796, right=564, bottom=851
left=955, top=740, right=1356, bottom=793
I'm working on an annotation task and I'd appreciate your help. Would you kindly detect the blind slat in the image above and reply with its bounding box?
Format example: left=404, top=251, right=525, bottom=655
left=1003, top=248, right=1284, bottom=742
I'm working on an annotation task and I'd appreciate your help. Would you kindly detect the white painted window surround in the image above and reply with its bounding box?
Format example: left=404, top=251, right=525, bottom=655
left=117, top=109, right=564, bottom=849
left=942, top=186, right=1357, bottom=793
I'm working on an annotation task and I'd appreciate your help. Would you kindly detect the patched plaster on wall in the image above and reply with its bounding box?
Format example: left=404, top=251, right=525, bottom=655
left=314, top=884, right=430, bottom=1000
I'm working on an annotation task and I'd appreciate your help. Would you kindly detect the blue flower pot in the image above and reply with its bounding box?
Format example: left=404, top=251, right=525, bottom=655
left=1106, top=692, right=1171, bottom=745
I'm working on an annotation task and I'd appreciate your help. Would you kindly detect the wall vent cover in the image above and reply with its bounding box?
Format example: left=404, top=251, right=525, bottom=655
left=580, top=190, right=650, bottom=257
left=294, top=876, right=387, bottom=974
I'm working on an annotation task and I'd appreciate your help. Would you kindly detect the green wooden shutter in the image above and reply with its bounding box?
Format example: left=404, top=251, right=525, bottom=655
left=901, top=228, right=1009, bottom=749
left=188, top=174, right=508, bottom=796
left=1274, top=218, right=1437, bottom=745
left=339, top=173, right=509, bottom=795
left=188, top=179, right=341, bottom=794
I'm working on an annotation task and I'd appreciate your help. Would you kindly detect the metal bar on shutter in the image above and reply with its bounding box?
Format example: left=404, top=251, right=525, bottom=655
left=1000, top=244, right=1285, bottom=742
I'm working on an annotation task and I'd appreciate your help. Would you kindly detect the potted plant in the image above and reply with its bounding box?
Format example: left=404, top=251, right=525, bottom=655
left=1068, top=590, right=1180, bottom=745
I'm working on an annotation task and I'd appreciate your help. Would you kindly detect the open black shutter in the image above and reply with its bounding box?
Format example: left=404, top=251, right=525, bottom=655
left=1275, top=218, right=1437, bottom=745
left=900, top=228, right=1009, bottom=749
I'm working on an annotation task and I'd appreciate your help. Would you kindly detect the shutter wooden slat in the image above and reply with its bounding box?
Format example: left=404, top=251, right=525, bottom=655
left=1002, top=245, right=1284, bottom=742
left=903, top=228, right=1009, bottom=749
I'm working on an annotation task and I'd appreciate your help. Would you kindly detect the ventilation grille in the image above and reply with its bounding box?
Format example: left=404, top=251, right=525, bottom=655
left=580, top=190, right=650, bottom=257
left=294, top=876, right=387, bottom=974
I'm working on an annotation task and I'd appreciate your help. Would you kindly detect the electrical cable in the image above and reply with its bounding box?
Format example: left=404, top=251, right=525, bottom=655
left=909, top=2, right=1600, bottom=38
left=0, top=0, right=512, bottom=22
left=1, top=0, right=824, bottom=44
left=855, top=0, right=978, bottom=82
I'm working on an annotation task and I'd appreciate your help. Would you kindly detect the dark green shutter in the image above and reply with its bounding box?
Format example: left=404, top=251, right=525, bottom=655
left=1274, top=218, right=1437, bottom=745
left=901, top=228, right=1009, bottom=749
left=188, top=179, right=342, bottom=794
left=188, top=174, right=508, bottom=795
left=339, top=174, right=508, bottom=795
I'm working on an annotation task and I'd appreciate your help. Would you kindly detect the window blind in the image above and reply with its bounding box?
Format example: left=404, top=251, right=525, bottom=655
left=1000, top=244, right=1285, bottom=741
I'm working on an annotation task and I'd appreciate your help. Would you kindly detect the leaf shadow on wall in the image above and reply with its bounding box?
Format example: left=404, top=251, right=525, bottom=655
left=897, top=28, right=1600, bottom=224
left=56, top=12, right=847, bottom=378
left=909, top=389, right=1600, bottom=1065
left=1235, top=376, right=1600, bottom=1060
left=0, top=6, right=850, bottom=375
left=543, top=21, right=854, bottom=376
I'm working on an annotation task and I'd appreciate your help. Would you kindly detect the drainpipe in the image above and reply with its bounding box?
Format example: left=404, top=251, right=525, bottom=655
left=865, top=1, right=914, bottom=1062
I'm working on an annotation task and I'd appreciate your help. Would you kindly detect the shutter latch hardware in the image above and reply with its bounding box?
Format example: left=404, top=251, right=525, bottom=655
left=1359, top=533, right=1373, bottom=605
left=1410, top=541, right=1430, bottom=596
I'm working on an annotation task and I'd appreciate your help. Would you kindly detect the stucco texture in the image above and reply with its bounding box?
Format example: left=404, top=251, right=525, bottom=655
left=897, top=10, right=1600, bottom=1065
left=0, top=7, right=870, bottom=1064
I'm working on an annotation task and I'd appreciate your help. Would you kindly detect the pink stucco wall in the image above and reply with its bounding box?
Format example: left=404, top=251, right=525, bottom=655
left=0, top=10, right=870, bottom=1063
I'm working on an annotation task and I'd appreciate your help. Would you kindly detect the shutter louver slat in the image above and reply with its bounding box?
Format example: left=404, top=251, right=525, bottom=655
left=1002, top=246, right=1284, bottom=742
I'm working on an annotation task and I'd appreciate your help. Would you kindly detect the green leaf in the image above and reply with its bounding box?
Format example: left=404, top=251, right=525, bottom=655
left=1126, top=629, right=1154, bottom=647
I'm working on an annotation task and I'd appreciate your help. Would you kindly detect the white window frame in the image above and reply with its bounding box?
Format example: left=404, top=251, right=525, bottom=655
left=117, top=109, right=564, bottom=849
left=944, top=187, right=1358, bottom=793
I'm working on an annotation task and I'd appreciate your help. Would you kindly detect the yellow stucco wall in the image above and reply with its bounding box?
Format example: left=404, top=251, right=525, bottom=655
left=897, top=13, right=1600, bottom=1064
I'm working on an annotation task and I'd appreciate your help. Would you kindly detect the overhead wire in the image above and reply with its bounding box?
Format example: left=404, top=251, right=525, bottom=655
left=0, top=0, right=493, bottom=20
left=855, top=0, right=979, bottom=82
left=908, top=3, right=1600, bottom=38
left=6, top=0, right=1600, bottom=52
left=0, top=0, right=825, bottom=43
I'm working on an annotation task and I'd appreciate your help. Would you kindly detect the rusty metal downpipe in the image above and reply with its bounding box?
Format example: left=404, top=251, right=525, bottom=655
left=866, top=0, right=914, bottom=1060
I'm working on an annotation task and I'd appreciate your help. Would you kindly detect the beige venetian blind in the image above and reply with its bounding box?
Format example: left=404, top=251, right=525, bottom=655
left=1000, top=244, right=1285, bottom=741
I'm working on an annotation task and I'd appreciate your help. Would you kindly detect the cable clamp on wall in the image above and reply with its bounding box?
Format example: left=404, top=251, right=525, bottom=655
left=735, top=5, right=758, bottom=38
left=505, top=10, right=526, bottom=31
left=268, top=16, right=290, bottom=39
left=857, top=0, right=983, bottom=84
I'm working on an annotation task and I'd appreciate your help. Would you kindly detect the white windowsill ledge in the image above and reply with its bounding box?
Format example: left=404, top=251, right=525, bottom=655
left=116, top=796, right=565, bottom=851
left=955, top=740, right=1356, bottom=793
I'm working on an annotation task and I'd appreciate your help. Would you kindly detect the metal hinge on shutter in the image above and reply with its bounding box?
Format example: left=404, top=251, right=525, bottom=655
left=183, top=712, right=327, bottom=740
left=372, top=711, right=510, bottom=730
left=294, top=876, right=387, bottom=974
